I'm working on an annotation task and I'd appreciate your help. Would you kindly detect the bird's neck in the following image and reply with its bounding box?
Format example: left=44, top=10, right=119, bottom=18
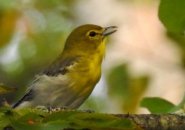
left=62, top=40, right=106, bottom=67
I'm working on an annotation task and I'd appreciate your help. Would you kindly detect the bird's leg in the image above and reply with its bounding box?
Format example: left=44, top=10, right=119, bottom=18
left=49, top=106, right=71, bottom=112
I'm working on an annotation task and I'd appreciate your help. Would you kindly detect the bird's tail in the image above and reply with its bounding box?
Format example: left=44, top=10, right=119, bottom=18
left=12, top=90, right=34, bottom=108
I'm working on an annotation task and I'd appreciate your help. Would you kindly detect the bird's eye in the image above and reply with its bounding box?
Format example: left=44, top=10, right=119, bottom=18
left=89, top=31, right=96, bottom=37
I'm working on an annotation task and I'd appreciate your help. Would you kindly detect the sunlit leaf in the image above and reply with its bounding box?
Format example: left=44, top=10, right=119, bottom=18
left=140, top=97, right=176, bottom=114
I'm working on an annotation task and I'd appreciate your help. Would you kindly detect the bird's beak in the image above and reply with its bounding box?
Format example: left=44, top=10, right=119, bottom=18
left=102, top=26, right=118, bottom=36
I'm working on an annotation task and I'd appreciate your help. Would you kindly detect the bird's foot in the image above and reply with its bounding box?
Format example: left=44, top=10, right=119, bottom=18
left=35, top=106, right=73, bottom=113
left=48, top=106, right=69, bottom=112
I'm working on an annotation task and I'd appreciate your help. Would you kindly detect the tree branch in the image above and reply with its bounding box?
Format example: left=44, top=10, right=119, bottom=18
left=116, top=114, right=185, bottom=130
left=1, top=108, right=185, bottom=130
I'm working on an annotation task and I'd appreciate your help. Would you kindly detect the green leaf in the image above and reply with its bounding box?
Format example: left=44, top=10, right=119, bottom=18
left=0, top=107, right=138, bottom=130
left=140, top=97, right=176, bottom=114
left=159, top=0, right=185, bottom=34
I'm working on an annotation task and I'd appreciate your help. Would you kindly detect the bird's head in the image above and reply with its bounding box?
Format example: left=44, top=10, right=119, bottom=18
left=64, top=24, right=117, bottom=54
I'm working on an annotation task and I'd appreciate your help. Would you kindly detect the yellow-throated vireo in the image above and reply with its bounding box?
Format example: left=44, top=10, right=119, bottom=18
left=12, top=24, right=117, bottom=109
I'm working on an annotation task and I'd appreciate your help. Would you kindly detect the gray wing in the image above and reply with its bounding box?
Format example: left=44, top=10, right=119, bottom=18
left=12, top=57, right=79, bottom=108
left=43, top=57, right=78, bottom=76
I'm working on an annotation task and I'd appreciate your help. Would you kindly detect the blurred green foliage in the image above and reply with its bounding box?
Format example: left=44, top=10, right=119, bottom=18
left=159, top=0, right=185, bottom=67
left=0, top=84, right=16, bottom=96
left=159, top=0, right=185, bottom=34
left=106, top=64, right=149, bottom=113
left=0, top=9, right=19, bottom=47
left=0, top=0, right=76, bottom=104
left=129, top=0, right=185, bottom=114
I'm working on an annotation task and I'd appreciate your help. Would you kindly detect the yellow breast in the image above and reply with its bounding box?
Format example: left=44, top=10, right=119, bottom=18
left=67, top=40, right=105, bottom=96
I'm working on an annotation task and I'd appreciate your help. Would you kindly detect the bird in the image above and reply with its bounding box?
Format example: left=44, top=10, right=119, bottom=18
left=12, top=24, right=117, bottom=109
